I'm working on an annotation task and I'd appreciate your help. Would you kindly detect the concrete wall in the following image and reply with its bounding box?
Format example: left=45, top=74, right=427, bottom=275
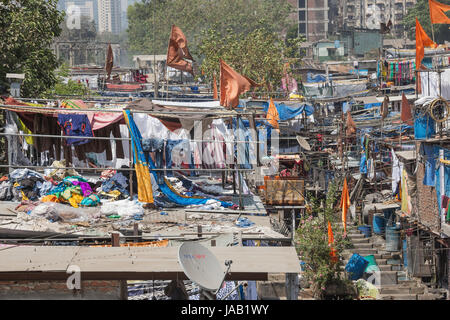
left=0, top=280, right=123, bottom=300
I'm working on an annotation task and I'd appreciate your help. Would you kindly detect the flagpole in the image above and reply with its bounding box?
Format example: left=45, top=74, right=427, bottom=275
left=429, top=0, right=436, bottom=43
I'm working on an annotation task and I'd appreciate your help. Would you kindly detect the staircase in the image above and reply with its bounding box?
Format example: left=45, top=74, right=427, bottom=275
left=343, top=226, right=442, bottom=300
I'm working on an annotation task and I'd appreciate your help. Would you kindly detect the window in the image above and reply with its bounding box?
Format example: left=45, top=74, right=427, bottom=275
left=299, top=23, right=306, bottom=34
left=298, top=10, right=306, bottom=21
left=298, top=0, right=306, bottom=9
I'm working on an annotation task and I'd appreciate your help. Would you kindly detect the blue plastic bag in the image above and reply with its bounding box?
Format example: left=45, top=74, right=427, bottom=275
left=345, top=253, right=369, bottom=280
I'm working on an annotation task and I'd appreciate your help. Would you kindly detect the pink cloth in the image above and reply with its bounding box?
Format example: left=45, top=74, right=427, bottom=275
left=91, top=112, right=124, bottom=131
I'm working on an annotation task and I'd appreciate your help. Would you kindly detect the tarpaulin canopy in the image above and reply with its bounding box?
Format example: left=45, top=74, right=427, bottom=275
left=262, top=101, right=314, bottom=121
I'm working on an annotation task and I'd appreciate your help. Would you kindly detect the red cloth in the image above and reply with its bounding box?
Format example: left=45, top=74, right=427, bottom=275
left=105, top=44, right=113, bottom=79
left=219, top=59, right=258, bottom=109
left=166, top=25, right=194, bottom=74
left=401, top=93, right=414, bottom=126
left=91, top=112, right=124, bottom=131
left=415, top=18, right=437, bottom=70
left=429, top=0, right=450, bottom=24
left=213, top=74, right=218, bottom=100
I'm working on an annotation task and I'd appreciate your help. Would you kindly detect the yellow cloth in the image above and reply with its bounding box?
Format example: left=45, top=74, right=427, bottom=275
left=123, top=110, right=154, bottom=204
left=68, top=194, right=84, bottom=208
left=41, top=195, right=59, bottom=203
left=340, top=178, right=350, bottom=233
left=401, top=169, right=412, bottom=214
left=17, top=118, right=34, bottom=145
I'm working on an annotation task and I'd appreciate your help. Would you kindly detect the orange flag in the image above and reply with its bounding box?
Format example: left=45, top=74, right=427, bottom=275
left=328, top=221, right=338, bottom=262
left=340, top=178, right=350, bottom=233
left=166, top=25, right=194, bottom=75
left=345, top=111, right=356, bottom=136
left=415, top=18, right=437, bottom=70
left=429, top=0, right=450, bottom=24
left=105, top=43, right=113, bottom=80
left=266, top=98, right=280, bottom=129
left=219, top=59, right=258, bottom=109
left=401, top=92, right=414, bottom=126
left=213, top=74, right=218, bottom=100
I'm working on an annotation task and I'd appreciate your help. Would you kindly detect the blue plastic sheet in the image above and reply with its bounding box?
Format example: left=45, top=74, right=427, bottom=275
left=306, top=73, right=327, bottom=83
left=262, top=101, right=314, bottom=121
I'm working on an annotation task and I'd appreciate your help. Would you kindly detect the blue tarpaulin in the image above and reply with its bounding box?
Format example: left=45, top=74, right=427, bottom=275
left=364, top=102, right=382, bottom=109
left=261, top=101, right=314, bottom=121
left=306, top=72, right=327, bottom=83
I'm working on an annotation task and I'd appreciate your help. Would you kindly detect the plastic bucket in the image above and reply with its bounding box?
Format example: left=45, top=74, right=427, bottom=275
left=383, top=208, right=395, bottom=227
left=357, top=225, right=372, bottom=238
left=386, top=226, right=400, bottom=252
left=372, top=213, right=385, bottom=235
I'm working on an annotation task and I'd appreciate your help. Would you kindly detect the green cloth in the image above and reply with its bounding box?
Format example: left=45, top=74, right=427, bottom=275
left=364, top=255, right=380, bottom=273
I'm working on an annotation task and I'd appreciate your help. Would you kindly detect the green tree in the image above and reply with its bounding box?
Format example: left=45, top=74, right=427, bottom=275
left=127, top=0, right=295, bottom=56
left=41, top=63, right=91, bottom=98
left=197, top=27, right=303, bottom=93
left=403, top=0, right=450, bottom=44
left=0, top=0, right=64, bottom=97
left=295, top=178, right=354, bottom=299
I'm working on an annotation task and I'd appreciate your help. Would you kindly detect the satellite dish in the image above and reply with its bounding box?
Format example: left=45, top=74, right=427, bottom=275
left=296, top=136, right=311, bottom=151
left=178, top=242, right=231, bottom=292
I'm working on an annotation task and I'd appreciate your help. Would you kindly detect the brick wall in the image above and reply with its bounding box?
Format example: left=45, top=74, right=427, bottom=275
left=415, top=162, right=441, bottom=233
left=0, top=280, right=123, bottom=300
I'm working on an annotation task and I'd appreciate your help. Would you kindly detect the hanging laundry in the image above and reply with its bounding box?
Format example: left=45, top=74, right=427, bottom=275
left=57, top=113, right=93, bottom=146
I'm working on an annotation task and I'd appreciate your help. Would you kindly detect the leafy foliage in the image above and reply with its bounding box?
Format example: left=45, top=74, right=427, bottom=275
left=127, top=0, right=295, bottom=56
left=41, top=63, right=91, bottom=98
left=197, top=27, right=304, bottom=92
left=295, top=178, right=353, bottom=298
left=0, top=0, right=64, bottom=97
left=403, top=0, right=450, bottom=44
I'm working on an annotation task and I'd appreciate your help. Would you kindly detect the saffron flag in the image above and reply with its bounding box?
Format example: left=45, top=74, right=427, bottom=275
left=429, top=0, right=450, bottom=24
left=328, top=221, right=338, bottom=262
left=415, top=18, right=437, bottom=70
left=105, top=43, right=113, bottom=80
left=340, top=178, right=350, bottom=233
left=266, top=98, right=280, bottom=129
left=213, top=74, right=218, bottom=100
left=401, top=92, right=414, bottom=126
left=345, top=111, right=356, bottom=136
left=166, top=25, right=194, bottom=75
left=219, top=59, right=258, bottom=109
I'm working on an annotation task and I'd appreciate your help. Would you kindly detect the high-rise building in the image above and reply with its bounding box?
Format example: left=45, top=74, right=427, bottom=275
left=58, top=0, right=99, bottom=29
left=292, top=0, right=330, bottom=42
left=338, top=0, right=417, bottom=37
left=66, top=1, right=95, bottom=21
left=98, top=0, right=122, bottom=34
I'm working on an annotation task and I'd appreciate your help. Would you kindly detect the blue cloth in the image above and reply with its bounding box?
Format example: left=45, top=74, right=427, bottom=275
left=422, top=144, right=438, bottom=186
left=102, top=172, right=129, bottom=196
left=142, top=138, right=165, bottom=183
left=124, top=110, right=233, bottom=208
left=435, top=148, right=450, bottom=213
left=57, top=114, right=93, bottom=146
left=262, top=101, right=314, bottom=121
left=360, top=153, right=367, bottom=174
